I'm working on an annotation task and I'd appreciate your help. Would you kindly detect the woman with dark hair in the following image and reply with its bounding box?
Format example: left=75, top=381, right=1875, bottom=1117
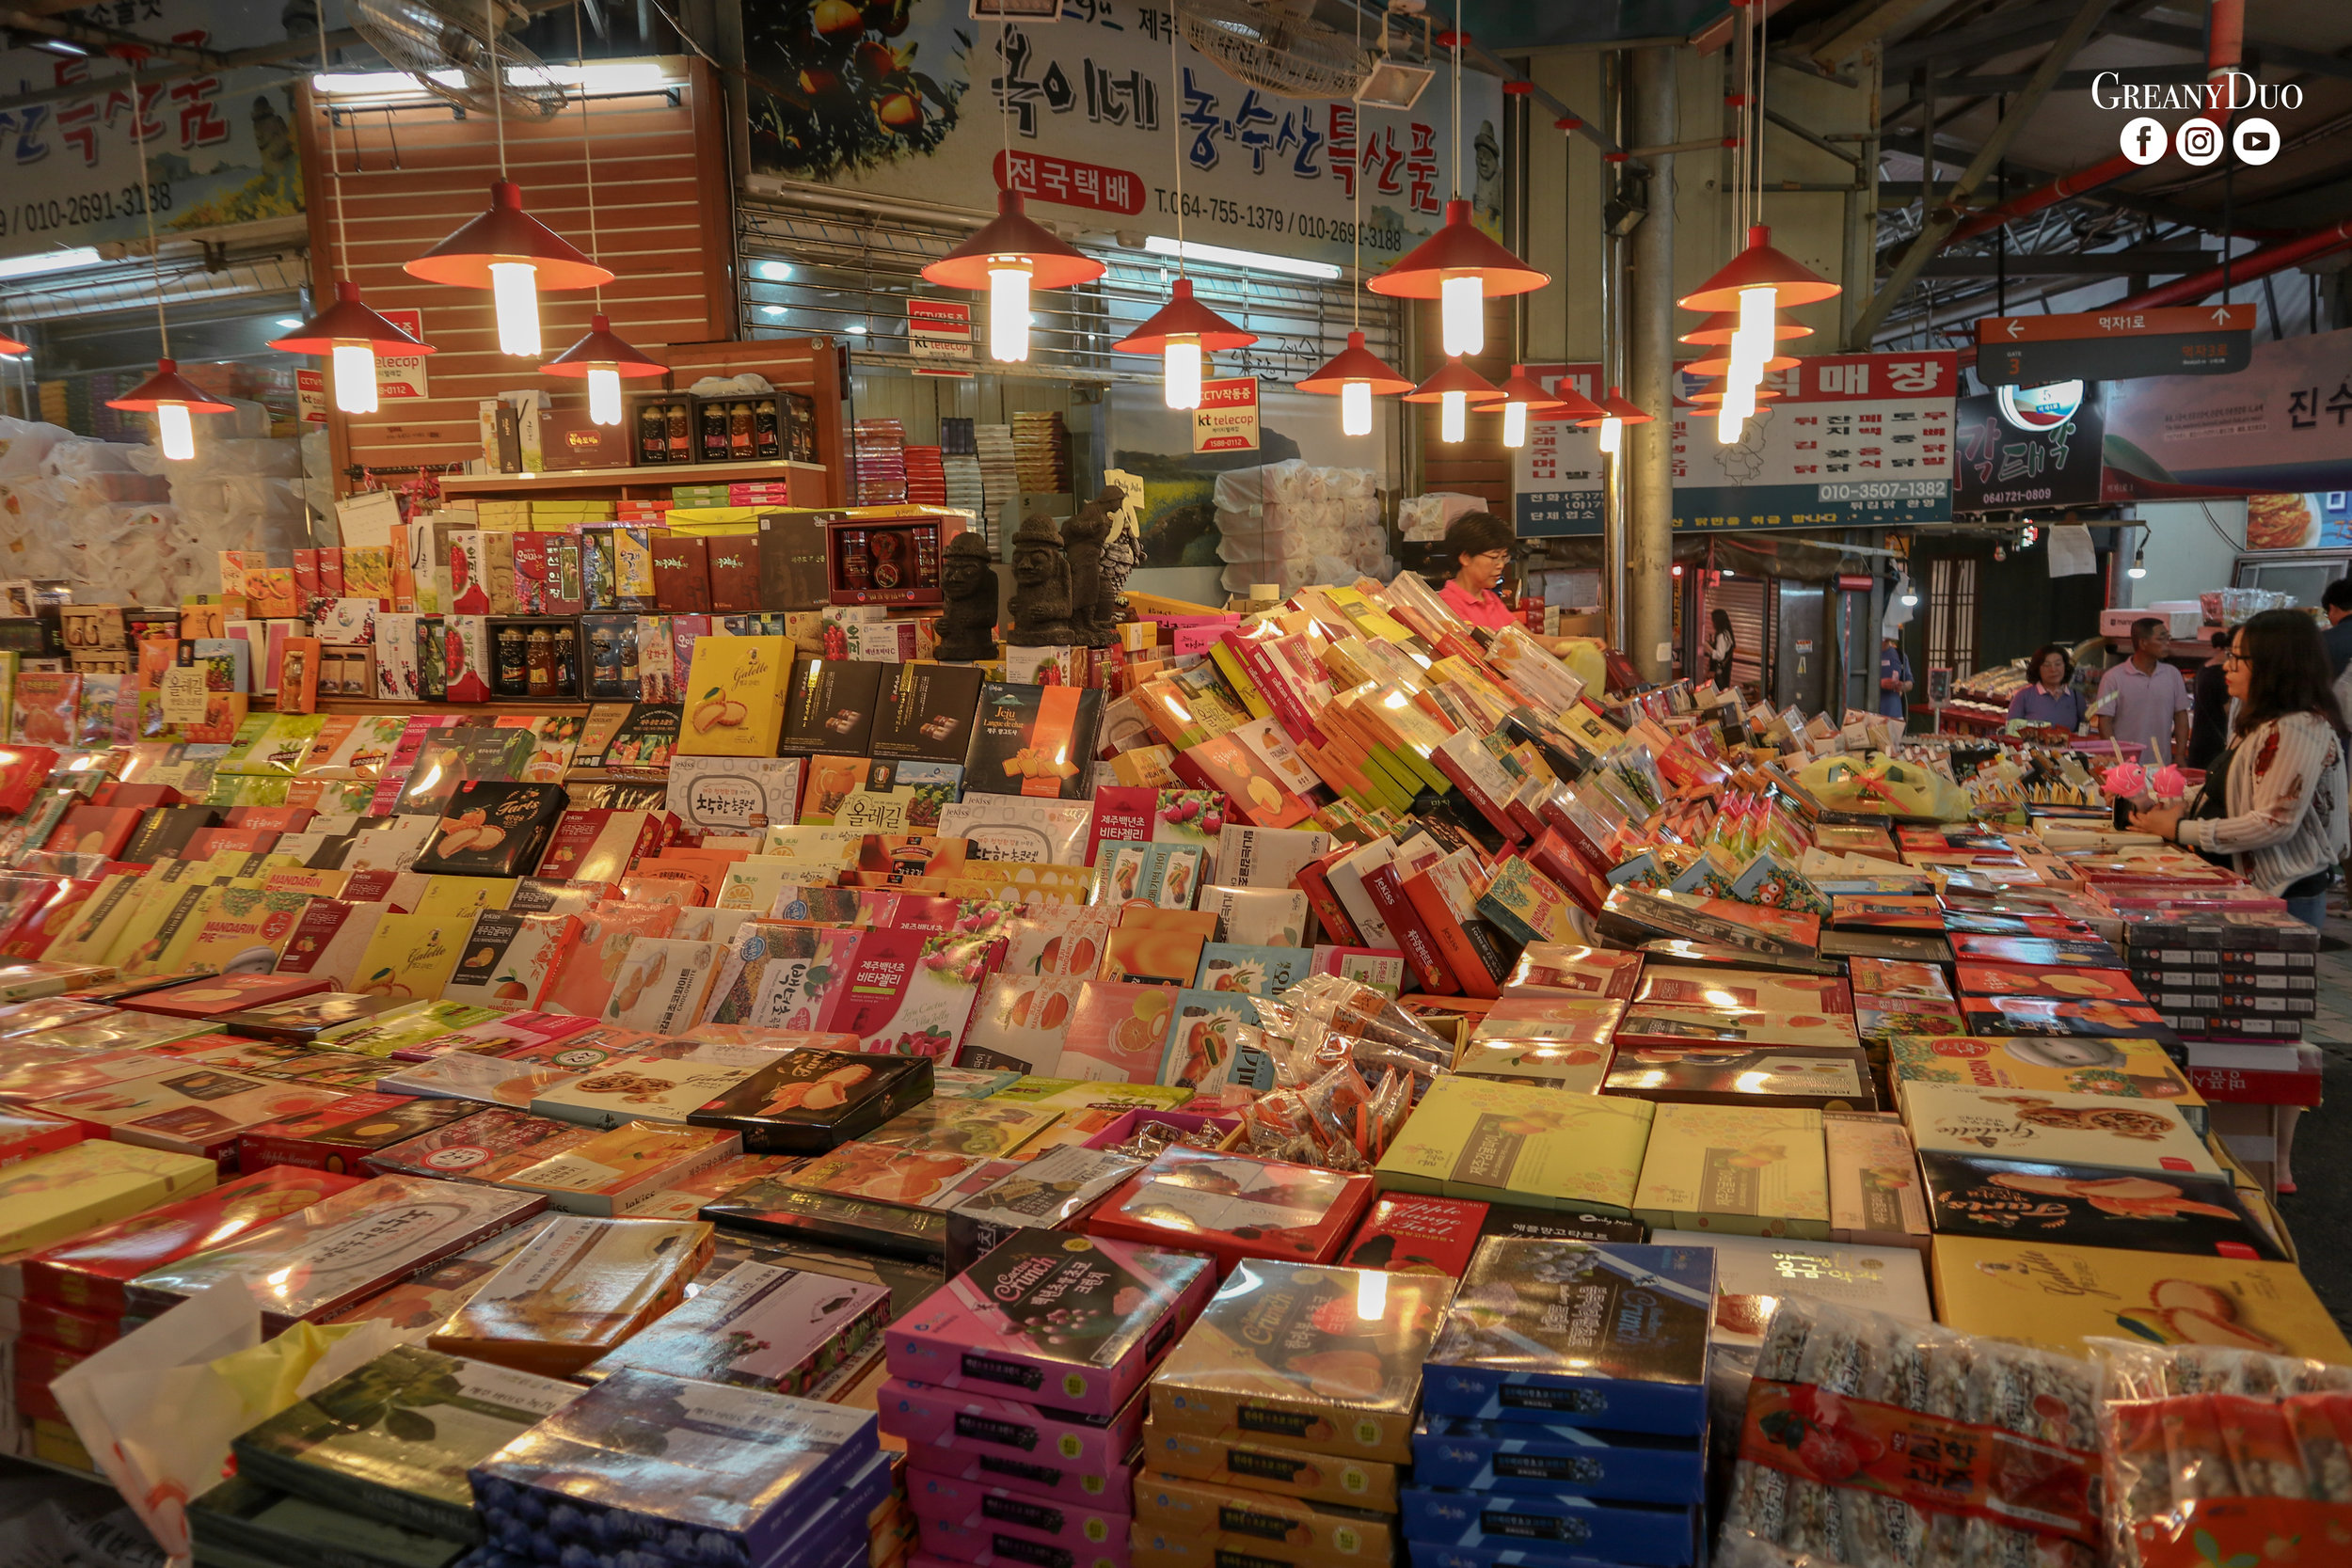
left=1436, top=512, right=1522, bottom=630
left=1708, top=609, right=1736, bottom=689
left=2132, top=609, right=2349, bottom=1195
left=2006, top=642, right=2087, bottom=731
left=2186, top=627, right=2233, bottom=770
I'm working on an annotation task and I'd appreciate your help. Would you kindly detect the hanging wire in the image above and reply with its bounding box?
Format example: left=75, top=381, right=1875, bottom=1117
left=574, top=0, right=600, bottom=309
left=1168, top=21, right=1185, bottom=276
left=314, top=4, right=352, bottom=276
left=487, top=0, right=508, bottom=178
left=1451, top=0, right=1462, bottom=198
left=128, top=60, right=167, bottom=355
left=1350, top=1, right=1359, bottom=327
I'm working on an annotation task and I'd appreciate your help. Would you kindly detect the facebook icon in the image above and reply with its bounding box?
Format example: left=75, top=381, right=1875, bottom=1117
left=2121, top=116, right=2169, bottom=165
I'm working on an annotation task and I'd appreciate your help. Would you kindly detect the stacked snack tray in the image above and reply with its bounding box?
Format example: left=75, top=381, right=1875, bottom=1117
left=1719, top=1295, right=2103, bottom=1568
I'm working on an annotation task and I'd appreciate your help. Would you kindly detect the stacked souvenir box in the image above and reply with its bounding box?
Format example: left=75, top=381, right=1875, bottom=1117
left=2122, top=906, right=2318, bottom=1041
left=883, top=1231, right=1216, bottom=1567
left=1406, top=1238, right=1713, bottom=1568
left=1139, top=1259, right=1443, bottom=1568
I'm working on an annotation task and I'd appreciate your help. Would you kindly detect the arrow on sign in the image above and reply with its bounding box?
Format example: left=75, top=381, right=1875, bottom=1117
left=2212, top=306, right=2233, bottom=324
left=2007, top=320, right=2025, bottom=338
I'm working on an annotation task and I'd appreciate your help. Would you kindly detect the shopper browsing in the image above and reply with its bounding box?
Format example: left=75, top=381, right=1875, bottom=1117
left=2096, top=617, right=2192, bottom=763
left=2131, top=609, right=2349, bottom=1195
left=2005, top=644, right=2087, bottom=732
left=1708, top=610, right=1737, bottom=690
left=1877, top=635, right=1912, bottom=721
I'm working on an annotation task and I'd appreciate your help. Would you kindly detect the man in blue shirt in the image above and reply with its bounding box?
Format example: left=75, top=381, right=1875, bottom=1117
left=1877, top=636, right=1912, bottom=721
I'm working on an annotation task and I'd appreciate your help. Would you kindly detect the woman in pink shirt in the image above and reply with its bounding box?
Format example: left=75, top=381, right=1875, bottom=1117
left=1436, top=512, right=1523, bottom=630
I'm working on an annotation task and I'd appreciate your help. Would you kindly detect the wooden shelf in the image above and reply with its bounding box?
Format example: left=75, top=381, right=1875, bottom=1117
left=284, top=696, right=600, bottom=718
left=439, top=459, right=830, bottom=499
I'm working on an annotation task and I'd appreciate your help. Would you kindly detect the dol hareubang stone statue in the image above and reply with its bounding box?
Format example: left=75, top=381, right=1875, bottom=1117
left=1060, top=492, right=1113, bottom=647
left=932, top=531, right=1000, bottom=662
left=1008, top=511, right=1079, bottom=647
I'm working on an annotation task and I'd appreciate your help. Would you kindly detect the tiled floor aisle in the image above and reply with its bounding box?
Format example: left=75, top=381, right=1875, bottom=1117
left=2282, top=912, right=2352, bottom=1332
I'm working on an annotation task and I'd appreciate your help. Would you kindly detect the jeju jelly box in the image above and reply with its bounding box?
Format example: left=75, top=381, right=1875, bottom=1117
left=1136, top=1420, right=1401, bottom=1513
left=884, top=1232, right=1214, bottom=1419
left=1409, top=1413, right=1708, bottom=1503
left=904, top=1470, right=1131, bottom=1566
left=1398, top=1487, right=1700, bottom=1566
left=1132, top=1475, right=1397, bottom=1563
left=881, top=1375, right=1145, bottom=1505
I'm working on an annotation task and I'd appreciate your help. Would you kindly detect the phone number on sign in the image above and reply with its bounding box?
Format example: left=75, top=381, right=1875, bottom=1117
left=9, top=181, right=172, bottom=238
left=1815, top=479, right=1947, bottom=502
left=1152, top=188, right=1404, bottom=252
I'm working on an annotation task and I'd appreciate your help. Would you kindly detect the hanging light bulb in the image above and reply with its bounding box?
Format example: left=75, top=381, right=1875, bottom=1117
left=272, top=283, right=434, bottom=414
left=1441, top=275, right=1484, bottom=357
left=1492, top=366, right=1565, bottom=451
left=989, top=261, right=1031, bottom=362
left=1598, top=414, right=1622, bottom=454
left=330, top=342, right=379, bottom=414
left=2128, top=547, right=2147, bottom=580
left=1732, top=283, right=1777, bottom=384
left=155, top=403, right=195, bottom=463
left=107, top=358, right=232, bottom=464
left=1578, top=387, right=1652, bottom=455
left=490, top=261, right=540, bottom=356
left=1296, top=329, right=1412, bottom=436
left=409, top=182, right=612, bottom=340
left=1162, top=340, right=1203, bottom=409
left=1403, top=358, right=1502, bottom=447
left=1115, top=280, right=1250, bottom=408
left=1900, top=576, right=1920, bottom=607
left=924, top=192, right=1103, bottom=367
left=1716, top=402, right=1744, bottom=446
left=542, top=313, right=666, bottom=426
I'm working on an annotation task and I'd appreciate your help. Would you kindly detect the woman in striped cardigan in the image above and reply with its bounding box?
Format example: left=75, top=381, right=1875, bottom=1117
left=2132, top=609, right=2348, bottom=1194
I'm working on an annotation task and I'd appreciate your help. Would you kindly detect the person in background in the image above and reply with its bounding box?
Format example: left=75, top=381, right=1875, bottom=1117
left=1436, top=512, right=1522, bottom=631
left=2007, top=643, right=2088, bottom=731
left=2322, top=578, right=2352, bottom=677
left=2096, top=617, right=2193, bottom=763
left=1877, top=634, right=1913, bottom=721
left=1708, top=609, right=1737, bottom=689
left=2186, top=628, right=2233, bottom=771
left=2131, top=609, right=2347, bottom=1196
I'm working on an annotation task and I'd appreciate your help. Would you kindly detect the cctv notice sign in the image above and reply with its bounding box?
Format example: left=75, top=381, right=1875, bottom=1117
left=1513, top=353, right=1959, bottom=535
left=909, top=298, right=975, bottom=376
left=375, top=309, right=431, bottom=401
left=1193, top=378, right=1261, bottom=453
left=1977, top=304, right=2254, bottom=387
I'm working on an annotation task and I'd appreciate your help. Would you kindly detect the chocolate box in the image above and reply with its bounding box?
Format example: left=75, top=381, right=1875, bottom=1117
left=426, top=1214, right=716, bottom=1377
left=1410, top=1414, right=1708, bottom=1503
left=1131, top=1474, right=1394, bottom=1563
left=885, top=1232, right=1214, bottom=1418
left=1602, top=1044, right=1879, bottom=1111
left=1915, top=1149, right=2286, bottom=1259
left=879, top=1378, right=1146, bottom=1506
left=1397, top=1488, right=1698, bottom=1565
left=905, top=1470, right=1131, bottom=1564
left=494, top=1121, right=743, bottom=1215
left=1150, top=1259, right=1449, bottom=1465
left=1087, top=1148, right=1375, bottom=1278
left=588, top=1259, right=891, bottom=1395
left=687, top=1048, right=933, bottom=1154
left=236, top=1091, right=479, bottom=1174
left=1420, top=1238, right=1714, bottom=1435
left=1136, top=1420, right=1402, bottom=1513
left=361, top=1106, right=598, bottom=1182
left=700, top=1177, right=951, bottom=1261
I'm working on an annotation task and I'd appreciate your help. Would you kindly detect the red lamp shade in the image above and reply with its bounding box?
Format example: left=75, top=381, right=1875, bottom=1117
left=1295, top=330, right=1414, bottom=396
left=1573, top=388, right=1654, bottom=426
left=268, top=279, right=436, bottom=356
left=1113, top=277, right=1256, bottom=355
left=1678, top=224, right=1839, bottom=312
left=0, top=329, right=26, bottom=356
left=1401, top=358, right=1505, bottom=404
left=1684, top=381, right=1784, bottom=404
left=105, top=358, right=234, bottom=413
left=922, top=190, right=1105, bottom=292
left=1367, top=198, right=1549, bottom=299
left=1535, top=375, right=1607, bottom=423
left=405, top=180, right=614, bottom=292
left=1677, top=308, right=1811, bottom=346
left=542, top=313, right=668, bottom=377
left=1685, top=344, right=1800, bottom=378
left=1494, top=364, right=1566, bottom=411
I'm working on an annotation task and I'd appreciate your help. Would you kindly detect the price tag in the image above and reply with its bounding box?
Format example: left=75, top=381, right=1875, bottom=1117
left=159, top=666, right=208, bottom=725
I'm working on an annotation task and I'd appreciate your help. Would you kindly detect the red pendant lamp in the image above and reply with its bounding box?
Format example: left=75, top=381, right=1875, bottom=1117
left=1685, top=340, right=1800, bottom=379
left=107, top=53, right=226, bottom=461
left=1678, top=224, right=1839, bottom=313
left=538, top=18, right=661, bottom=429
left=1299, top=330, right=1413, bottom=437
left=1684, top=382, right=1784, bottom=404
left=1534, top=373, right=1606, bottom=424
left=0, top=328, right=25, bottom=356
left=1575, top=386, right=1654, bottom=456
left=1491, top=364, right=1567, bottom=450
left=1678, top=309, right=1810, bottom=347
left=1114, top=277, right=1255, bottom=411
left=1404, top=357, right=1503, bottom=445
left=922, top=190, right=1104, bottom=364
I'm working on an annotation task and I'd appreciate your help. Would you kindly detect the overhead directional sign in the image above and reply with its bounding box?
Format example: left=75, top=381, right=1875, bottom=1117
left=1976, top=304, right=2255, bottom=387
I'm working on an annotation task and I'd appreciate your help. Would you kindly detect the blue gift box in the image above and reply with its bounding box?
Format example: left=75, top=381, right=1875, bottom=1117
left=1401, top=1487, right=1700, bottom=1567
left=1420, top=1240, right=1714, bottom=1437
left=1410, top=1415, right=1707, bottom=1504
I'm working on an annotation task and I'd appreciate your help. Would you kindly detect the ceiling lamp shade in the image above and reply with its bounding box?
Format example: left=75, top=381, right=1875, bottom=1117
left=1297, top=330, right=1412, bottom=437
left=923, top=190, right=1106, bottom=293
left=1403, top=356, right=1503, bottom=445
left=1112, top=278, right=1256, bottom=355
left=1367, top=198, right=1548, bottom=357
left=1677, top=308, right=1811, bottom=346
left=268, top=280, right=433, bottom=355
left=1686, top=342, right=1800, bottom=378
left=543, top=311, right=668, bottom=427
left=1493, top=364, right=1565, bottom=450
left=1677, top=224, right=1839, bottom=312
left=405, top=180, right=613, bottom=292
left=107, top=358, right=233, bottom=463
left=1574, top=388, right=1654, bottom=428
left=1684, top=381, right=1785, bottom=404
left=0, top=330, right=28, bottom=356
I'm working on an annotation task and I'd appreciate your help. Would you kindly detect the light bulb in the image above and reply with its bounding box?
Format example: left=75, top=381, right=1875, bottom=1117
left=1901, top=588, right=1919, bottom=606
left=330, top=341, right=378, bottom=414
left=1502, top=399, right=1527, bottom=448
left=588, top=364, right=623, bottom=426
left=1723, top=379, right=1757, bottom=422
left=1440, top=275, right=1483, bottom=357
left=1440, top=389, right=1466, bottom=443
left=1341, top=380, right=1372, bottom=436
left=1163, top=339, right=1202, bottom=410
left=1597, top=416, right=1621, bottom=454
left=489, top=261, right=540, bottom=356
left=1738, top=285, right=1776, bottom=343
left=1717, top=404, right=1743, bottom=445
left=989, top=261, right=1031, bottom=362
left=2128, top=557, right=2147, bottom=579
left=155, top=402, right=195, bottom=461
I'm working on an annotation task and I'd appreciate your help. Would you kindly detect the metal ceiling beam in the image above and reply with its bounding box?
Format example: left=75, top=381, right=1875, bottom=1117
left=1883, top=0, right=2105, bottom=75
left=1803, top=0, right=1951, bottom=67
left=1907, top=248, right=2208, bottom=275
left=2106, top=18, right=2352, bottom=83
left=1876, top=130, right=2218, bottom=231
left=1851, top=0, right=2119, bottom=349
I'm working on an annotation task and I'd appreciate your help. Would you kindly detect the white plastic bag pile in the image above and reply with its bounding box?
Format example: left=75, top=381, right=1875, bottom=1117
left=1212, top=458, right=1386, bottom=595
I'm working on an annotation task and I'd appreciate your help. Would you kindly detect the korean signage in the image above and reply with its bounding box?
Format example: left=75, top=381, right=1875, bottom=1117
left=742, top=0, right=1504, bottom=270
left=1953, top=379, right=2107, bottom=512
left=2104, top=326, right=2352, bottom=498
left=1192, top=376, right=1258, bottom=452
left=1513, top=353, right=1959, bottom=536
left=0, top=1, right=305, bottom=260
left=375, top=309, right=429, bottom=400
left=908, top=297, right=974, bottom=373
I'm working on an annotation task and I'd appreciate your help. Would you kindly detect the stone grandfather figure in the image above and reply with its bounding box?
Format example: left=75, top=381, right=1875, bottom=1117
left=1007, top=511, right=1079, bottom=646
left=1060, top=492, right=1113, bottom=646
left=932, top=531, right=1000, bottom=662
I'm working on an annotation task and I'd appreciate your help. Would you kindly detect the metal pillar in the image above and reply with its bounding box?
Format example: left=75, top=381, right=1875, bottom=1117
left=1626, top=46, right=1677, bottom=680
